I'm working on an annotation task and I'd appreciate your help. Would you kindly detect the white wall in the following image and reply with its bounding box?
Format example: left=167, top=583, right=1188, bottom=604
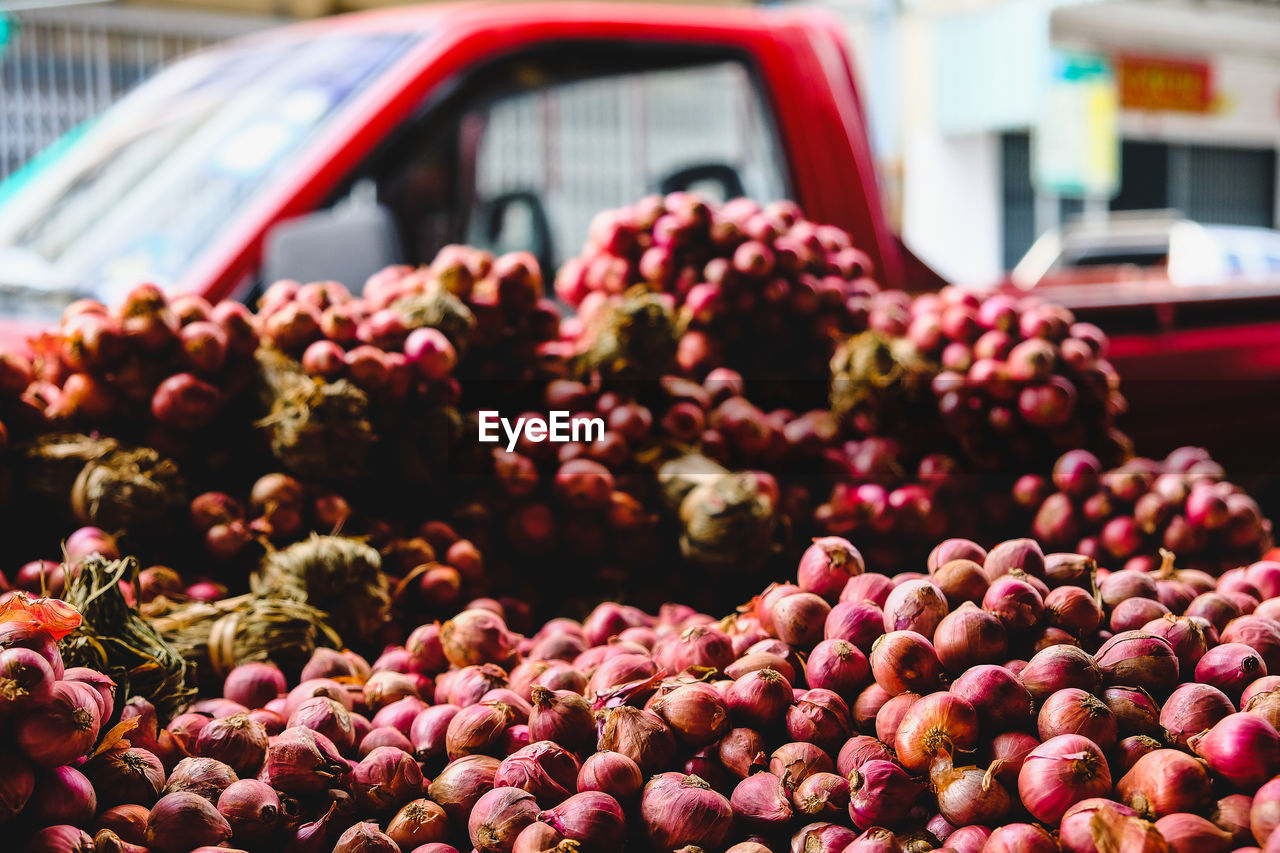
left=902, top=130, right=1003, bottom=285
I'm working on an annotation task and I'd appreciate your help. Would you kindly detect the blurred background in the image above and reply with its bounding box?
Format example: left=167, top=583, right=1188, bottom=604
left=1, top=0, right=1278, bottom=287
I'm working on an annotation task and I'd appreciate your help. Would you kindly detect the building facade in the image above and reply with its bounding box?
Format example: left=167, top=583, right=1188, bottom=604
left=847, top=0, right=1280, bottom=284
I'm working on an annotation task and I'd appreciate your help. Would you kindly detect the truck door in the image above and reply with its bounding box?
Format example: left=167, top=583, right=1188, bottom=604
left=268, top=43, right=793, bottom=288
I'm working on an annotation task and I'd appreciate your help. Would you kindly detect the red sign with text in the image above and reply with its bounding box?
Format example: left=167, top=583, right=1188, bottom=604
left=1116, top=54, right=1213, bottom=113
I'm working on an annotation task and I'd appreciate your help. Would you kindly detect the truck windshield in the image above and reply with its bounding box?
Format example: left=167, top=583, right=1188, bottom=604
left=0, top=31, right=418, bottom=321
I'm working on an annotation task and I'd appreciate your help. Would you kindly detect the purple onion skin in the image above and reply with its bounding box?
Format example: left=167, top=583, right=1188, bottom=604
left=843, top=827, right=902, bottom=853
left=1252, top=776, right=1280, bottom=845
left=1095, top=631, right=1180, bottom=696
left=1192, top=713, right=1280, bottom=790
left=1161, top=683, right=1235, bottom=747
left=950, top=665, right=1033, bottom=733
left=1197, top=643, right=1268, bottom=703
left=984, top=822, right=1058, bottom=853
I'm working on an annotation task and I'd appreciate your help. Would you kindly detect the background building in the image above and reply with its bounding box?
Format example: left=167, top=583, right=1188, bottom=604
left=836, top=0, right=1280, bottom=284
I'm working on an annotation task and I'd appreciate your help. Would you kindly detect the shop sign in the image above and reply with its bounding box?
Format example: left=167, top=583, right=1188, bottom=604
left=1034, top=51, right=1119, bottom=198
left=1116, top=53, right=1214, bottom=113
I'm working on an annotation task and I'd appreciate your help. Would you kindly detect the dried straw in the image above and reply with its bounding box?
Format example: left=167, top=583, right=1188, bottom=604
left=23, top=433, right=185, bottom=531
left=392, top=283, right=475, bottom=354
left=150, top=593, right=341, bottom=681
left=254, top=348, right=374, bottom=480
left=252, top=534, right=390, bottom=642
left=59, top=555, right=194, bottom=720
left=829, top=330, right=935, bottom=434
left=577, top=286, right=678, bottom=383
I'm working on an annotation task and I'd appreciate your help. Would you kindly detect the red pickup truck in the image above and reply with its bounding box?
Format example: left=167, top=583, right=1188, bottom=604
left=0, top=2, right=1270, bottom=472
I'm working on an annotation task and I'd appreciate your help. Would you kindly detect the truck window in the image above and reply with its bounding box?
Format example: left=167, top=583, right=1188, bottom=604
left=0, top=32, right=420, bottom=318
left=355, top=48, right=790, bottom=276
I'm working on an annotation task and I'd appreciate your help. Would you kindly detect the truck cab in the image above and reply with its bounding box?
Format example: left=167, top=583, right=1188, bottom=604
left=0, top=2, right=933, bottom=340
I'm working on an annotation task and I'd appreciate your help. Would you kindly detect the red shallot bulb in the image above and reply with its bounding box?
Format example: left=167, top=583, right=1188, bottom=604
left=842, top=574, right=895, bottom=608
left=145, top=791, right=233, bottom=853
left=1143, top=614, right=1212, bottom=674
left=836, top=735, right=895, bottom=777
left=875, top=692, right=919, bottom=745
left=1019, top=643, right=1100, bottom=704
left=949, top=664, right=1032, bottom=731
left=222, top=662, right=286, bottom=710
left=640, top=772, right=733, bottom=851
left=1114, top=735, right=1164, bottom=776
left=1160, top=682, right=1234, bottom=747
left=334, top=821, right=399, bottom=853
left=493, top=740, right=577, bottom=806
left=262, top=727, right=347, bottom=797
left=882, top=579, right=949, bottom=637
left=1038, top=687, right=1119, bottom=750
left=930, top=559, right=989, bottom=608
left=982, top=576, right=1044, bottom=631
left=825, top=601, right=886, bottom=655
left=769, top=742, right=834, bottom=788
left=893, top=692, right=978, bottom=774
left=929, top=755, right=1012, bottom=827
left=1251, top=776, right=1280, bottom=845
left=847, top=759, right=924, bottom=830
left=216, top=779, right=280, bottom=846
left=1017, top=734, right=1112, bottom=824
left=789, top=821, right=858, bottom=853
left=928, top=538, right=988, bottom=572
left=932, top=603, right=1007, bottom=672
left=984, top=823, right=1058, bottom=853
left=1153, top=812, right=1234, bottom=853
left=654, top=683, right=730, bottom=748
left=194, top=712, right=268, bottom=776
left=1058, top=798, right=1165, bottom=853
left=984, top=537, right=1046, bottom=580
left=1115, top=749, right=1213, bottom=818
left=1196, top=643, right=1268, bottom=703
left=538, top=790, right=626, bottom=850
left=15, top=681, right=101, bottom=766
left=870, top=631, right=942, bottom=695
left=597, top=706, right=676, bottom=774
left=794, top=771, right=850, bottom=818
left=427, top=754, right=500, bottom=826
left=730, top=771, right=794, bottom=829
left=797, top=537, right=865, bottom=602
left=772, top=593, right=831, bottom=648
left=1191, top=713, right=1280, bottom=790
left=806, top=640, right=870, bottom=700
left=445, top=701, right=515, bottom=761
left=442, top=610, right=518, bottom=668
left=1094, top=631, right=1179, bottom=696
left=352, top=745, right=425, bottom=812
left=386, top=799, right=449, bottom=851
left=987, top=730, right=1040, bottom=787
left=576, top=751, right=643, bottom=802
left=468, top=787, right=540, bottom=853
left=527, top=687, right=594, bottom=754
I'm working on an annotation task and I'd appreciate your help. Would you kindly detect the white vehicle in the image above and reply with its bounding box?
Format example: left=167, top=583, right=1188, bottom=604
left=1012, top=210, right=1280, bottom=288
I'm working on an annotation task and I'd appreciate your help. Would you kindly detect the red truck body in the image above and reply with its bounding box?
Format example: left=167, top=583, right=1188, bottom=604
left=1018, top=275, right=1280, bottom=475
left=184, top=2, right=911, bottom=301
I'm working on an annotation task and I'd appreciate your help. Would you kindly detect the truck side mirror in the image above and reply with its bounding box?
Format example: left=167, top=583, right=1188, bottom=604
left=262, top=182, right=403, bottom=293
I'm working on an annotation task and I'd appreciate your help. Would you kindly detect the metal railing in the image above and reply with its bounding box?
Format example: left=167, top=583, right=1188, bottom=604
left=0, top=3, right=268, bottom=180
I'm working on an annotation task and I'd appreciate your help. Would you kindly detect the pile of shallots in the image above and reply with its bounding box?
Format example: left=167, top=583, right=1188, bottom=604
left=9, top=531, right=1280, bottom=852
left=1024, top=446, right=1271, bottom=576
